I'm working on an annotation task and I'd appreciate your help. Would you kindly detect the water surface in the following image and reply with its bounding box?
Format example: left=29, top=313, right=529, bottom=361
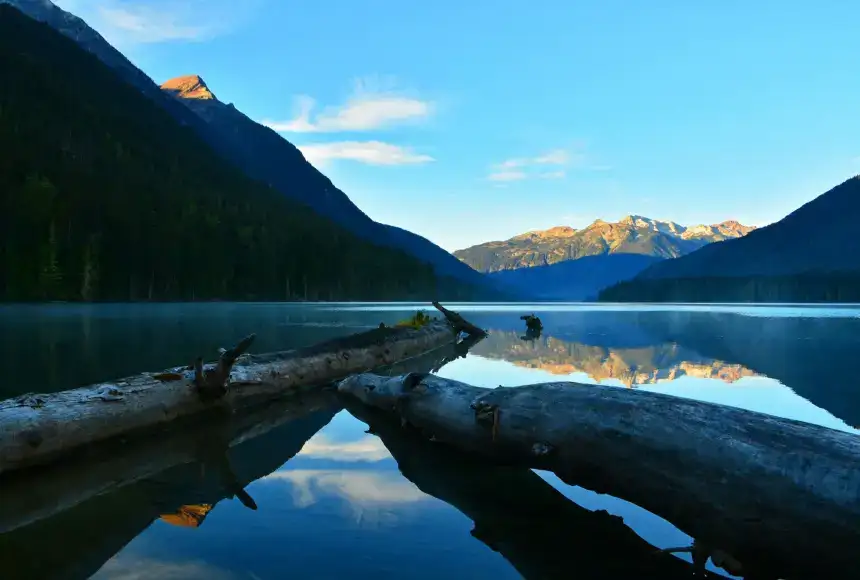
left=2, top=302, right=859, bottom=579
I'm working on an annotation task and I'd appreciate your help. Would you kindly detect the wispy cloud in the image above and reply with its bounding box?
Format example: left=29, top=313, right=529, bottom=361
left=487, top=147, right=608, bottom=182
left=54, top=0, right=252, bottom=46
left=297, top=433, right=391, bottom=462
left=263, top=78, right=433, bottom=134
left=263, top=469, right=429, bottom=508
left=488, top=170, right=528, bottom=182
left=92, top=555, right=238, bottom=580
left=298, top=141, right=434, bottom=168
left=266, top=96, right=431, bottom=133
left=540, top=170, right=566, bottom=179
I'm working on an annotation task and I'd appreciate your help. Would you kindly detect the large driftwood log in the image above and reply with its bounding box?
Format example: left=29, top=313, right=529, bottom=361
left=346, top=402, right=724, bottom=579
left=0, top=302, right=481, bottom=476
left=338, top=373, right=860, bottom=580
left=0, top=330, right=485, bottom=535
left=0, top=390, right=339, bottom=534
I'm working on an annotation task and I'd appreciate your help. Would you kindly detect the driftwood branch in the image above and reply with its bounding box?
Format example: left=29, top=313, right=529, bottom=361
left=0, top=303, right=482, bottom=476
left=338, top=373, right=860, bottom=580
left=432, top=301, right=487, bottom=336
left=194, top=333, right=256, bottom=400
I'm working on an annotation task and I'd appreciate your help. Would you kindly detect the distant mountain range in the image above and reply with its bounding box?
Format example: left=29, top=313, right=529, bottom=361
left=456, top=216, right=755, bottom=272
left=600, top=177, right=860, bottom=302
left=1, top=0, right=501, bottom=299
left=455, top=216, right=754, bottom=300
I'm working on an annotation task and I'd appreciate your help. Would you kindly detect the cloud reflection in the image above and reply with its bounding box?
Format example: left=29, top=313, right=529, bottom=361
left=263, top=469, right=428, bottom=509
left=92, top=555, right=239, bottom=580
left=297, top=433, right=391, bottom=462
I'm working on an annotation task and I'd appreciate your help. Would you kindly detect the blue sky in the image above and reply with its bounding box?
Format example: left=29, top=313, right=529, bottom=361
left=56, top=0, right=860, bottom=251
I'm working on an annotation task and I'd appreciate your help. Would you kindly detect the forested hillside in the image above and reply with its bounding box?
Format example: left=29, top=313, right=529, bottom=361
left=0, top=5, right=473, bottom=302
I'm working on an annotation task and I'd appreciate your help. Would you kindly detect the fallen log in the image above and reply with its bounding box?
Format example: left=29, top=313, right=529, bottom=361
left=338, top=373, right=860, bottom=580
left=0, top=302, right=481, bottom=476
left=345, top=401, right=724, bottom=579
left=0, top=328, right=486, bottom=535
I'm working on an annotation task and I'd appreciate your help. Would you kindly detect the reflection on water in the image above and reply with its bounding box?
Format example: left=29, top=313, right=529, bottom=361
left=475, top=330, right=760, bottom=385
left=458, top=329, right=858, bottom=434
left=2, top=303, right=860, bottom=579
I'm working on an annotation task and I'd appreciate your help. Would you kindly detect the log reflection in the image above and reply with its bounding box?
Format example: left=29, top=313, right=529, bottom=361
left=346, top=402, right=727, bottom=580
left=0, top=392, right=339, bottom=580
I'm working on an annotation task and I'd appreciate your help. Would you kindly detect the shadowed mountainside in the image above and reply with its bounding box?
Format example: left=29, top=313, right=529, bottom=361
left=599, top=177, right=860, bottom=302
left=3, top=0, right=501, bottom=298
left=0, top=4, right=486, bottom=302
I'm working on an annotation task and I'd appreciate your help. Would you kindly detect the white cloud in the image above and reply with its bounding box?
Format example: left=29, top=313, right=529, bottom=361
left=298, top=141, right=434, bottom=168
left=487, top=147, right=606, bottom=181
left=540, top=170, right=566, bottom=179
left=297, top=433, right=391, bottom=462
left=533, top=149, right=570, bottom=165
left=53, top=0, right=251, bottom=46
left=263, top=469, right=429, bottom=507
left=268, top=96, right=431, bottom=133
left=263, top=81, right=433, bottom=134
left=92, top=556, right=238, bottom=580
left=488, top=170, right=528, bottom=182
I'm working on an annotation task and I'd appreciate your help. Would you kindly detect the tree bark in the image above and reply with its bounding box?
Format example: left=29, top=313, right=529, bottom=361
left=338, top=373, right=860, bottom=580
left=0, top=303, right=483, bottom=476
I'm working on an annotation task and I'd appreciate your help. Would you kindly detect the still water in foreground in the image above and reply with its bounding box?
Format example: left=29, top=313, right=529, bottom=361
left=2, top=302, right=860, bottom=579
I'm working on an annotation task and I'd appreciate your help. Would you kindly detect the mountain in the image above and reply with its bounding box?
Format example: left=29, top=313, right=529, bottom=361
left=454, top=215, right=755, bottom=273
left=0, top=3, right=478, bottom=301
left=0, top=0, right=213, bottom=131
left=599, top=176, right=860, bottom=302
left=455, top=215, right=753, bottom=300
left=160, top=74, right=494, bottom=290
left=3, top=0, right=499, bottom=295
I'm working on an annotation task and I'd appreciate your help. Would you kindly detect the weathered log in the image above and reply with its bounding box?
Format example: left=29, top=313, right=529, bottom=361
left=0, top=390, right=339, bottom=534
left=338, top=373, right=860, bottom=580
left=432, top=301, right=487, bottom=336
left=0, top=395, right=338, bottom=580
left=0, top=331, right=486, bottom=535
left=0, top=305, right=482, bottom=476
left=346, top=401, right=723, bottom=579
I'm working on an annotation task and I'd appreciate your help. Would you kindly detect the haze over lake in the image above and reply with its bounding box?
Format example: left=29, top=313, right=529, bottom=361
left=2, top=302, right=859, bottom=579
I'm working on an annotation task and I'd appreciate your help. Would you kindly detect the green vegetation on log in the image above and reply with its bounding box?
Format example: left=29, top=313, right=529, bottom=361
left=0, top=5, right=478, bottom=302
left=597, top=273, right=860, bottom=303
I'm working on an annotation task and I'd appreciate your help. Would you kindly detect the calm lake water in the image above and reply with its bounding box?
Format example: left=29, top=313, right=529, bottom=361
left=2, top=302, right=860, bottom=579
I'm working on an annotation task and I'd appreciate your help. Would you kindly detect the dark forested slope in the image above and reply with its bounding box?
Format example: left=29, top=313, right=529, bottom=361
left=0, top=5, right=472, bottom=302
left=599, top=176, right=860, bottom=302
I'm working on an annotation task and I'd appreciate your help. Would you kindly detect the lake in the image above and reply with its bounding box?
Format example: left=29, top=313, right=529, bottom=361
left=2, top=302, right=860, bottom=579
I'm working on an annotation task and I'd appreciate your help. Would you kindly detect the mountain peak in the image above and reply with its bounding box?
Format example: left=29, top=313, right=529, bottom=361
left=161, top=75, right=217, bottom=101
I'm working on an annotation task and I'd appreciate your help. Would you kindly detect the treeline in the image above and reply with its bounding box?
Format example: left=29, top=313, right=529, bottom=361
left=0, top=5, right=476, bottom=302
left=598, top=273, right=860, bottom=303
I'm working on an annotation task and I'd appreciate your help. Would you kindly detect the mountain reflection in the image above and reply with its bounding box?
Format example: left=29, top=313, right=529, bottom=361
left=474, top=330, right=759, bottom=387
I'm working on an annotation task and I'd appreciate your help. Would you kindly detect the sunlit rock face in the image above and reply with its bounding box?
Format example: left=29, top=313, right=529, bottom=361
left=159, top=504, right=213, bottom=528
